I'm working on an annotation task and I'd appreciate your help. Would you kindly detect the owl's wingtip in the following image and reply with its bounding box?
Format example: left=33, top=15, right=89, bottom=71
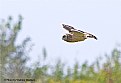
left=94, top=36, right=98, bottom=40
left=62, top=24, right=65, bottom=26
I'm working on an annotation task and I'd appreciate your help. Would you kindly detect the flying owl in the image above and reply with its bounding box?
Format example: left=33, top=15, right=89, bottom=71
left=62, top=24, right=97, bottom=43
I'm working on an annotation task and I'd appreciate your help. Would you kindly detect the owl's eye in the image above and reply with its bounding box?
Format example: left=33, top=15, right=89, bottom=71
left=62, top=35, right=66, bottom=39
left=62, top=35, right=67, bottom=40
left=63, top=35, right=66, bottom=38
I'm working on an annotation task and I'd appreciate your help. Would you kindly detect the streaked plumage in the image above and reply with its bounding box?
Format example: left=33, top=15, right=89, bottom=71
left=62, top=24, right=97, bottom=43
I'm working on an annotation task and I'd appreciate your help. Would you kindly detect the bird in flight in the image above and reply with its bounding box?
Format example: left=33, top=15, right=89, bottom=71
left=62, top=24, right=97, bottom=43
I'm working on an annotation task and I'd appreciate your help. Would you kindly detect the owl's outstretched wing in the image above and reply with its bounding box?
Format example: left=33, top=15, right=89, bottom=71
left=62, top=24, right=85, bottom=36
left=62, top=24, right=75, bottom=32
left=62, top=24, right=97, bottom=40
left=83, top=32, right=97, bottom=40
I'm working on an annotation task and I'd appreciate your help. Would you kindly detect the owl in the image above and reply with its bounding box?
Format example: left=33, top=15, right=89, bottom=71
left=62, top=24, right=97, bottom=43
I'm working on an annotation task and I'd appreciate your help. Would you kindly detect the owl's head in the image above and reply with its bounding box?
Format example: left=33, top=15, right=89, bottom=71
left=62, top=34, right=72, bottom=42
left=62, top=35, right=68, bottom=41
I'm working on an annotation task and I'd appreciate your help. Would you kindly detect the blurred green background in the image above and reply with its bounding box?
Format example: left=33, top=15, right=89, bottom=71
left=0, top=0, right=121, bottom=83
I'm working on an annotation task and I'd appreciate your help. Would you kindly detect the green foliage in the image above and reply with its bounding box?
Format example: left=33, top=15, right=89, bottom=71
left=52, top=59, right=64, bottom=82
left=0, top=16, right=32, bottom=83
left=73, top=62, right=79, bottom=80
left=1, top=16, right=121, bottom=83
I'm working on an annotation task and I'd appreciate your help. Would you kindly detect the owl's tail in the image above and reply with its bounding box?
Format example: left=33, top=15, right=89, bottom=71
left=86, top=33, right=97, bottom=40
